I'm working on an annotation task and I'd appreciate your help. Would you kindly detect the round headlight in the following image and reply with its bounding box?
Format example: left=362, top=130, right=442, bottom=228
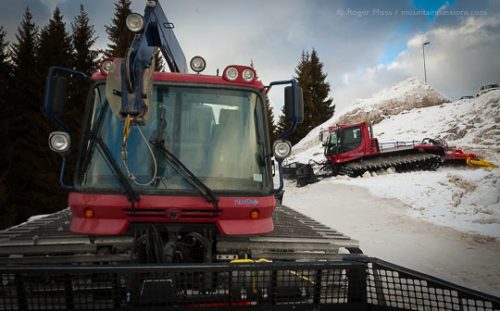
left=99, top=58, right=114, bottom=75
left=49, top=132, right=71, bottom=154
left=190, top=56, right=206, bottom=73
left=241, top=68, right=255, bottom=82
left=126, top=13, right=145, bottom=33
left=273, top=140, right=292, bottom=160
left=225, top=66, right=239, bottom=81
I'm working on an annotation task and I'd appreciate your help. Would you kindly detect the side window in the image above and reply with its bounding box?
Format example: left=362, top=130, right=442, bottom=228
left=341, top=126, right=362, bottom=152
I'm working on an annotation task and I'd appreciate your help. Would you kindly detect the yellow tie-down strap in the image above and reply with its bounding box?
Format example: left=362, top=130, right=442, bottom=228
left=230, top=258, right=316, bottom=287
left=466, top=158, right=498, bottom=168
left=230, top=258, right=272, bottom=264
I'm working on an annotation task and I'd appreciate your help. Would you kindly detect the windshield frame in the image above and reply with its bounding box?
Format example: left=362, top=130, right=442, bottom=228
left=74, top=80, right=273, bottom=197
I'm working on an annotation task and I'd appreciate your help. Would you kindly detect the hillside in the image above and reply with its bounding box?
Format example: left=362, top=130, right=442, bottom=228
left=287, top=79, right=500, bottom=238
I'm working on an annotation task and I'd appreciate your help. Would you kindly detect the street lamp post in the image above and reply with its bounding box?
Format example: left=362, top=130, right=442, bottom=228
left=422, top=41, right=430, bottom=83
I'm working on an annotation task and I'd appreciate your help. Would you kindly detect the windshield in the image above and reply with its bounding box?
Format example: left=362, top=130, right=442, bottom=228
left=325, top=131, right=339, bottom=155
left=77, top=83, right=270, bottom=195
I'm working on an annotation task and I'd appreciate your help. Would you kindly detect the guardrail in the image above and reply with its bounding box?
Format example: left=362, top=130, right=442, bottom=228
left=1, top=257, right=498, bottom=310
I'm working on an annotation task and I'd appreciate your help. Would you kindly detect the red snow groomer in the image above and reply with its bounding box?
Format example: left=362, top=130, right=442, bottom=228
left=43, top=0, right=304, bottom=264
left=293, top=121, right=496, bottom=186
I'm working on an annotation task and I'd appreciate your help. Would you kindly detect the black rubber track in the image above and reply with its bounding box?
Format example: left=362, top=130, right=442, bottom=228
left=339, top=153, right=442, bottom=177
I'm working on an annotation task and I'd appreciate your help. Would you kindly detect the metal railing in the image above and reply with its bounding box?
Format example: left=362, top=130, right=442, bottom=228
left=378, top=140, right=421, bottom=152
left=0, top=258, right=498, bottom=310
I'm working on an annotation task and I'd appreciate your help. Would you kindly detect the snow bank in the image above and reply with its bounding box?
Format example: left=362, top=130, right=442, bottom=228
left=337, top=77, right=451, bottom=125
left=287, top=78, right=500, bottom=238
left=373, top=89, right=500, bottom=163
left=326, top=168, right=500, bottom=238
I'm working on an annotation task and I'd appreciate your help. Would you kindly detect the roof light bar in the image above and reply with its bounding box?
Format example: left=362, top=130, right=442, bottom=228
left=224, top=66, right=239, bottom=81
left=222, top=65, right=257, bottom=83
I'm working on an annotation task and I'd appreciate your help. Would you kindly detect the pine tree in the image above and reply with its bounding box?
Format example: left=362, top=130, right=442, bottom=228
left=276, top=51, right=310, bottom=144
left=0, top=26, right=11, bottom=106
left=265, top=96, right=277, bottom=144
left=70, top=4, right=98, bottom=125
left=0, top=26, right=12, bottom=224
left=2, top=8, right=67, bottom=229
left=71, top=4, right=98, bottom=74
left=105, top=0, right=134, bottom=57
left=66, top=4, right=99, bottom=166
left=277, top=49, right=334, bottom=145
left=10, top=8, right=40, bottom=111
left=38, top=7, right=72, bottom=77
left=250, top=60, right=276, bottom=143
left=309, top=49, right=334, bottom=126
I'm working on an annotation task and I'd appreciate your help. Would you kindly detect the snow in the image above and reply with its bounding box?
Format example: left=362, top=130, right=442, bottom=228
left=27, top=214, right=51, bottom=222
left=285, top=77, right=500, bottom=239
left=282, top=181, right=500, bottom=296
left=325, top=168, right=500, bottom=238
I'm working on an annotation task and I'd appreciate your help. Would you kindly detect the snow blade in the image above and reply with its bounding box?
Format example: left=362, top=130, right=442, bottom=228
left=1, top=258, right=498, bottom=310
left=296, top=163, right=318, bottom=187
left=282, top=161, right=303, bottom=179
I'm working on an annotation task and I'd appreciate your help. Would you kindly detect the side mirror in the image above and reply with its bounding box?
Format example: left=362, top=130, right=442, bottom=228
left=44, top=66, right=89, bottom=132
left=284, top=85, right=304, bottom=124
left=265, top=79, right=302, bottom=194
left=48, top=75, right=68, bottom=117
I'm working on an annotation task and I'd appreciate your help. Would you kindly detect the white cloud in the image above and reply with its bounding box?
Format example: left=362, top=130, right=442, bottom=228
left=334, top=14, right=500, bottom=112
left=40, top=0, right=66, bottom=12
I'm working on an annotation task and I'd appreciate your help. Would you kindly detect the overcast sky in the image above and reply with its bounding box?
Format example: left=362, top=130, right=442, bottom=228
left=1, top=0, right=499, bottom=115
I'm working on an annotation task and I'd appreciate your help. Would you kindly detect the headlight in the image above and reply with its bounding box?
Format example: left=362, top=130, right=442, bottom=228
left=99, top=58, right=114, bottom=75
left=224, top=66, right=239, bottom=81
left=190, top=56, right=206, bottom=73
left=48, top=132, right=71, bottom=154
left=273, top=140, right=292, bottom=160
left=241, top=68, right=255, bottom=82
left=126, top=13, right=145, bottom=33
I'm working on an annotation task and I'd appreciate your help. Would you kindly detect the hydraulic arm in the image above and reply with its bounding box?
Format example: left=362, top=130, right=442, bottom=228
left=116, top=0, right=187, bottom=119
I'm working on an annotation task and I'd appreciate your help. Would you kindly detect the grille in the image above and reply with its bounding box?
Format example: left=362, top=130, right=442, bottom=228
left=123, top=208, right=220, bottom=219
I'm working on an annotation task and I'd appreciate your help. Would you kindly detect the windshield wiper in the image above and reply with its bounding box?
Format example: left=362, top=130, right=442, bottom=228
left=95, top=136, right=139, bottom=203
left=152, top=141, right=220, bottom=214
left=85, top=99, right=139, bottom=204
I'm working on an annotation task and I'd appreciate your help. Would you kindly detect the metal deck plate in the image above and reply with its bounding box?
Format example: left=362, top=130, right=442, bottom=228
left=0, top=206, right=360, bottom=264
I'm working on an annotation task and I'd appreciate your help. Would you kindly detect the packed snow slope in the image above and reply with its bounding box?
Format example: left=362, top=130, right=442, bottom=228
left=288, top=77, right=500, bottom=238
